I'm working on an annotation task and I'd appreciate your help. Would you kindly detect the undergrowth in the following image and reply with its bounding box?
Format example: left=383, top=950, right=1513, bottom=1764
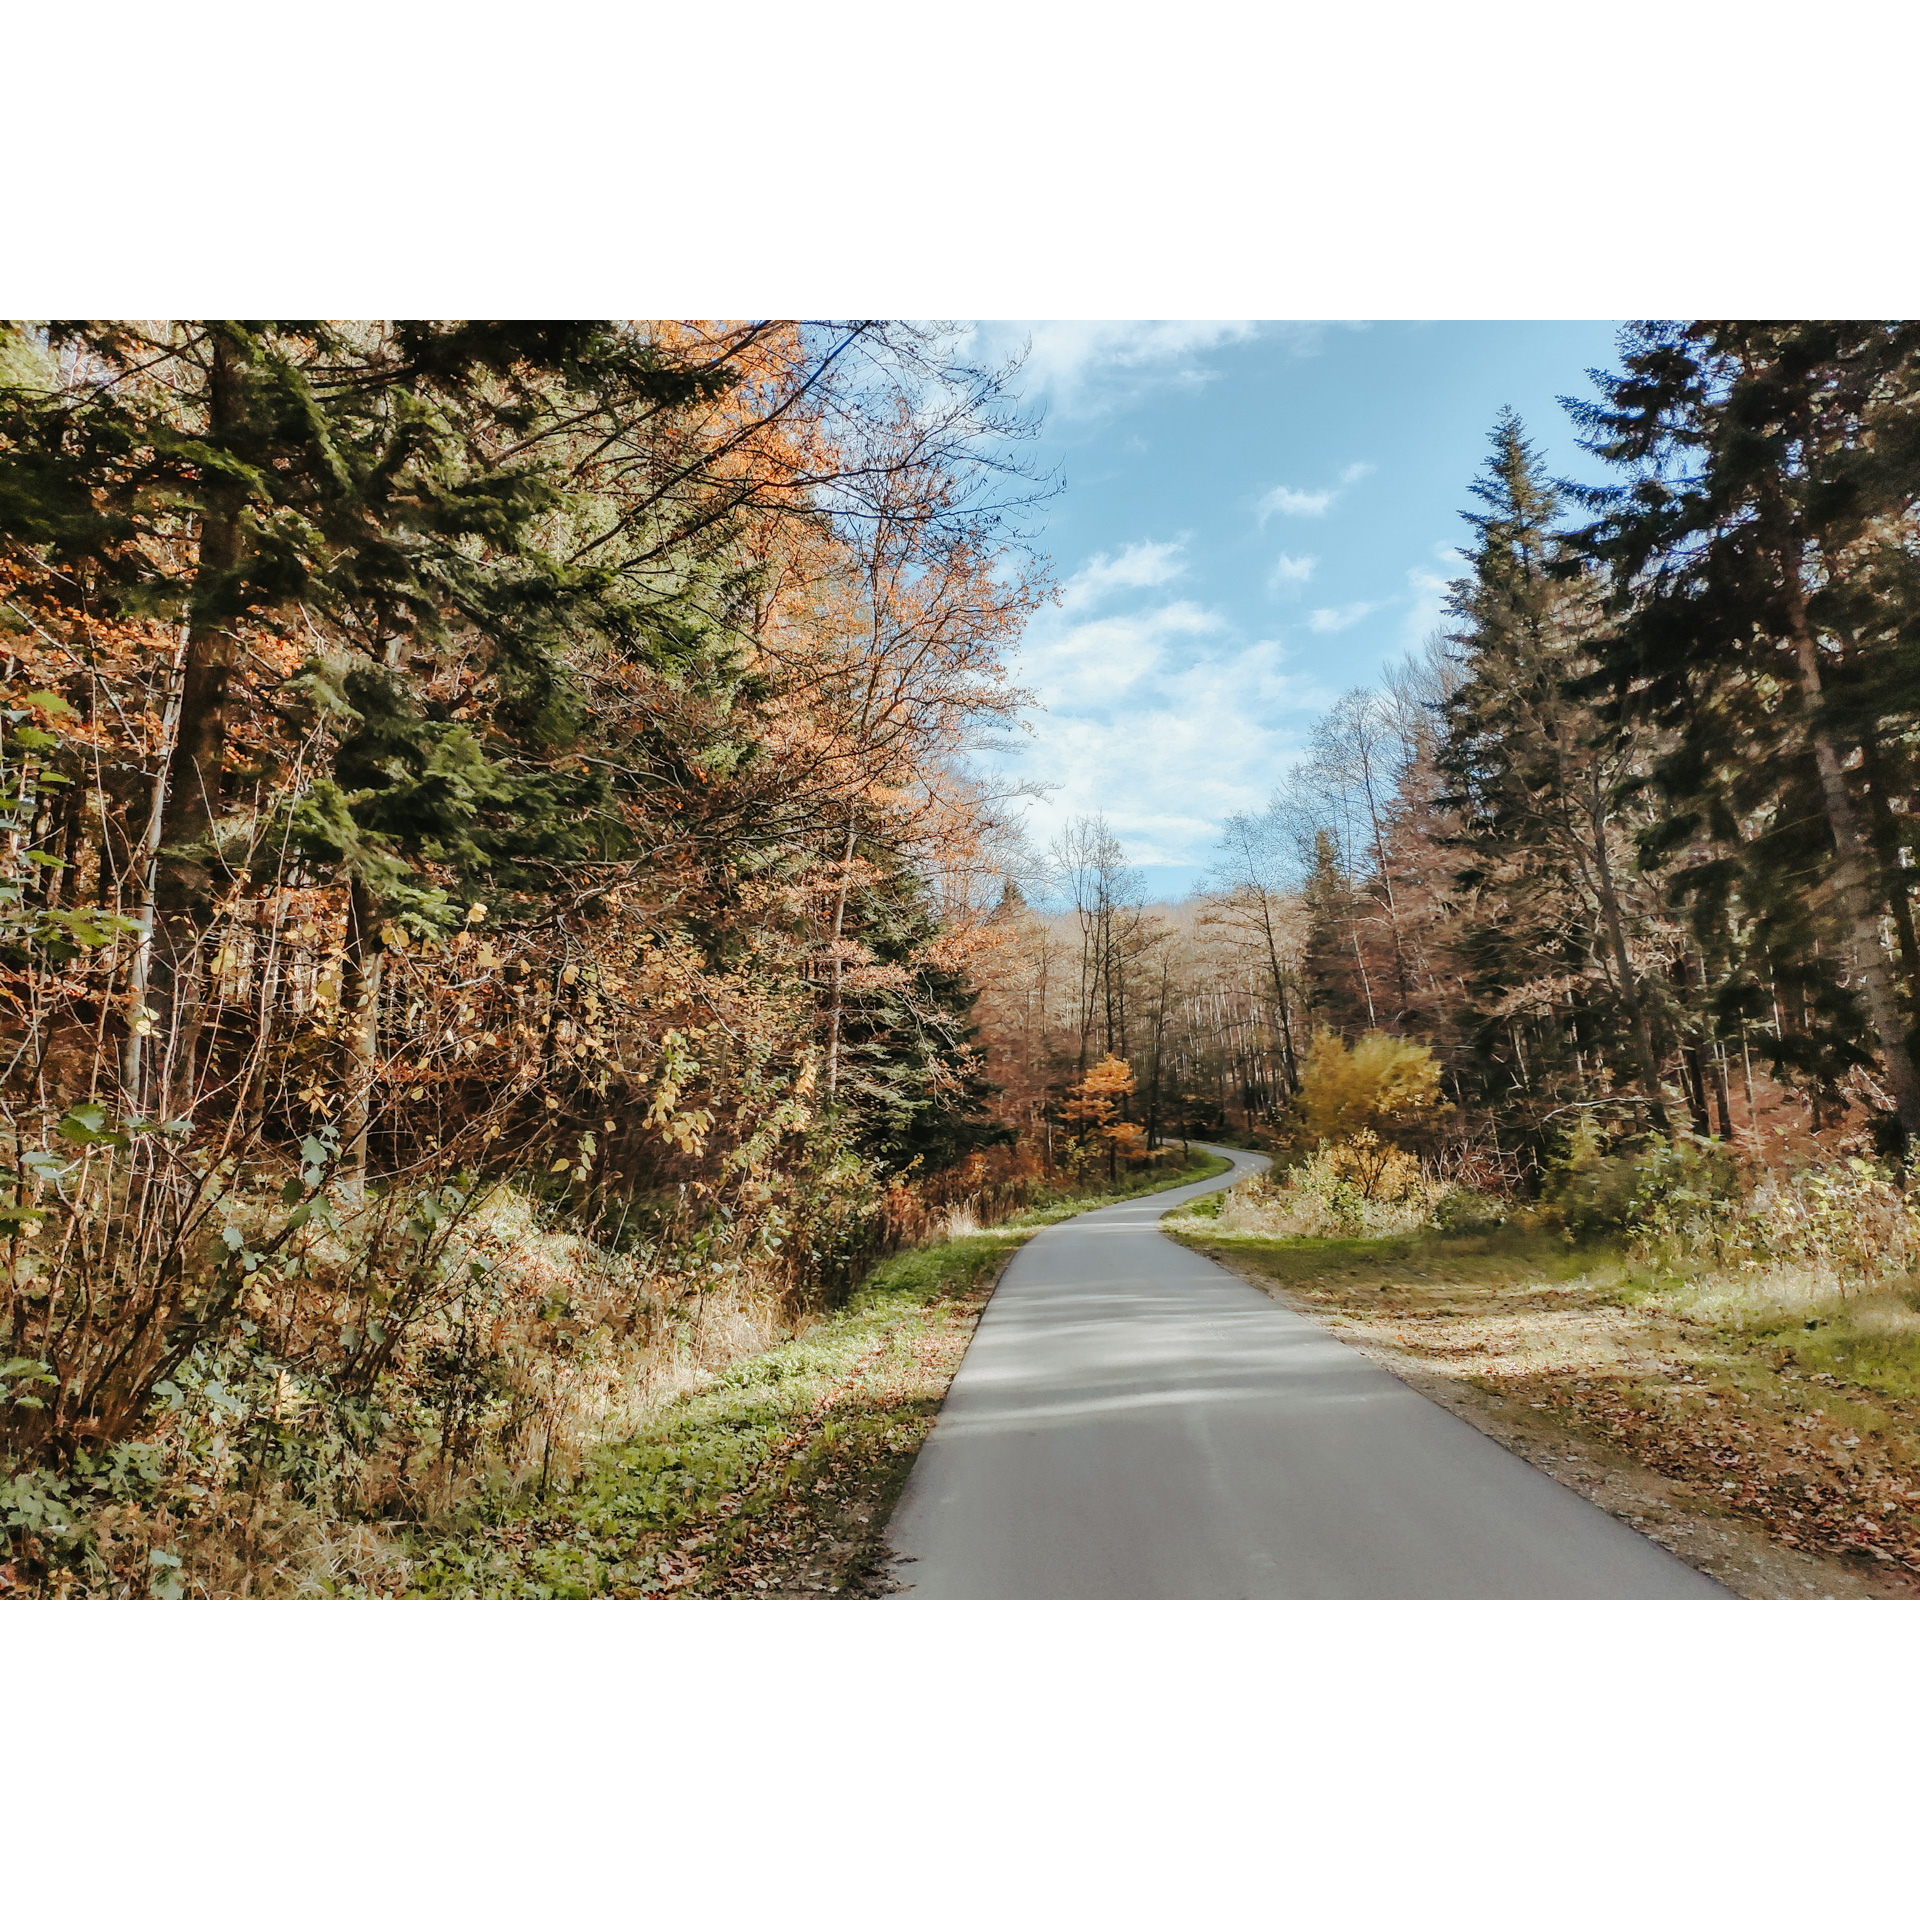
left=1167, top=1137, right=1920, bottom=1584
left=1, top=1147, right=1227, bottom=1597
left=405, top=1147, right=1230, bottom=1599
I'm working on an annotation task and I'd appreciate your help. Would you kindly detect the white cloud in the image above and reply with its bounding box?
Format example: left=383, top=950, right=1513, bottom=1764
left=1308, top=600, right=1387, bottom=634
left=1020, top=599, right=1223, bottom=707
left=962, top=320, right=1307, bottom=420
left=1268, top=552, right=1318, bottom=590
left=1059, top=538, right=1188, bottom=614
left=1403, top=566, right=1454, bottom=644
left=1257, top=485, right=1334, bottom=522
left=1255, top=459, right=1375, bottom=528
left=1004, top=590, right=1337, bottom=881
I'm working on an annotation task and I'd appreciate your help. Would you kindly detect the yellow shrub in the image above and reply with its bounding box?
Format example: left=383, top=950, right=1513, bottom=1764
left=1326, top=1128, right=1424, bottom=1201
left=1296, top=1031, right=1443, bottom=1155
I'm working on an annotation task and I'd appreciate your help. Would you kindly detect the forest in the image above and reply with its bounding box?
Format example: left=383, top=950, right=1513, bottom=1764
left=995, top=327, right=1920, bottom=1181
left=4, top=319, right=1920, bottom=1596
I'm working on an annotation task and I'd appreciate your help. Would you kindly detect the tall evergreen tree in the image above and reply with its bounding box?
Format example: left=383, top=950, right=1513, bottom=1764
left=1437, top=409, right=1671, bottom=1135
left=1570, top=323, right=1920, bottom=1145
left=0, top=321, right=735, bottom=1120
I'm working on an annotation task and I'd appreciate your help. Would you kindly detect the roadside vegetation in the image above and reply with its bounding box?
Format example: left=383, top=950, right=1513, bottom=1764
left=407, top=1148, right=1227, bottom=1600
left=3, top=1131, right=1220, bottom=1598
left=1146, top=324, right=1920, bottom=1599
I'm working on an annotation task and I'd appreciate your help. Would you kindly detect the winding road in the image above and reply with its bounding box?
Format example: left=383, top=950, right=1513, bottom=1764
left=884, top=1147, right=1728, bottom=1599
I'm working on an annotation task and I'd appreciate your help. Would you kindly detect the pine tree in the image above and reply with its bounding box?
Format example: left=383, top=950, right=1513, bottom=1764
left=1570, top=323, right=1920, bottom=1145
left=1300, top=826, right=1375, bottom=1032
left=0, top=321, right=736, bottom=1123
left=1436, top=408, right=1671, bottom=1136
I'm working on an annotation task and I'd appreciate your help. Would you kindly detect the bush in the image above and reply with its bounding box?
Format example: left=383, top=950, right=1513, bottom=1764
left=1530, top=1117, right=1741, bottom=1249
left=1431, top=1190, right=1508, bottom=1236
left=1293, top=1031, right=1445, bottom=1177
left=1216, top=1141, right=1452, bottom=1240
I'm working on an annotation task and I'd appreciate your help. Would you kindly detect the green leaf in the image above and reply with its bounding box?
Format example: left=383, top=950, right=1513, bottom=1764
left=58, top=1102, right=128, bottom=1148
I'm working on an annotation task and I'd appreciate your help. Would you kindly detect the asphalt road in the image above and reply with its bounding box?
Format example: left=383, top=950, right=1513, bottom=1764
left=884, top=1147, right=1728, bottom=1599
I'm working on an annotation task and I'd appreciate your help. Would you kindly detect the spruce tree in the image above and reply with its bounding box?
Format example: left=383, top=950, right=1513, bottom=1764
left=0, top=321, right=737, bottom=1123
left=1570, top=323, right=1920, bottom=1145
left=1437, top=410, right=1671, bottom=1135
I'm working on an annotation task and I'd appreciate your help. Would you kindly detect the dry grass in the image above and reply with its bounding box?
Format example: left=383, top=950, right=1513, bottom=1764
left=3, top=1181, right=811, bottom=1599
left=1215, top=1138, right=1452, bottom=1240
left=401, top=1150, right=1230, bottom=1599
left=1, top=1150, right=1230, bottom=1599
left=404, top=1227, right=1028, bottom=1597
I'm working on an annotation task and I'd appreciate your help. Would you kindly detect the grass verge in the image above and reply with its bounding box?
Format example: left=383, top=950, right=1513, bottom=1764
left=1163, top=1208, right=1920, bottom=1600
left=407, top=1150, right=1231, bottom=1598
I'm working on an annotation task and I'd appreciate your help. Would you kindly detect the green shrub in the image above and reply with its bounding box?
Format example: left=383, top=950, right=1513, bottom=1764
left=1432, top=1189, right=1507, bottom=1236
left=1530, top=1116, right=1738, bottom=1248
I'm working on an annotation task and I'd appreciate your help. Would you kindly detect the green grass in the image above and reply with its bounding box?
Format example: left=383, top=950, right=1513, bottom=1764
left=1015, top=1147, right=1232, bottom=1224
left=1174, top=1213, right=1920, bottom=1407
left=404, top=1152, right=1231, bottom=1598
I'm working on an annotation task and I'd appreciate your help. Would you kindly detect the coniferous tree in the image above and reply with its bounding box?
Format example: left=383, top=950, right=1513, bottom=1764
left=1300, top=826, right=1375, bottom=1031
left=1571, top=323, right=1920, bottom=1145
left=0, top=322, right=735, bottom=1119
left=1437, top=409, right=1671, bottom=1136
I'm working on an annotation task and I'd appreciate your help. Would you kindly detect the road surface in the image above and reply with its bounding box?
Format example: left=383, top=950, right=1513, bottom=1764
left=884, top=1147, right=1727, bottom=1599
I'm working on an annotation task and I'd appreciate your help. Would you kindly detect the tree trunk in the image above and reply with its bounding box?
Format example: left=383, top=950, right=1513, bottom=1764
left=1587, top=777, right=1670, bottom=1134
left=123, top=629, right=192, bottom=1110
left=1785, top=583, right=1920, bottom=1145
left=1862, top=743, right=1920, bottom=1010
left=1255, top=892, right=1300, bottom=1094
left=1710, top=1040, right=1735, bottom=1142
left=150, top=330, right=247, bottom=1116
left=340, top=875, right=384, bottom=1202
left=824, top=815, right=857, bottom=1103
left=244, top=900, right=286, bottom=1142
left=1350, top=925, right=1377, bottom=1026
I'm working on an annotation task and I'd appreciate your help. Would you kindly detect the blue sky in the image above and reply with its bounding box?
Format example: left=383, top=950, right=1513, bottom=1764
left=967, top=321, right=1629, bottom=898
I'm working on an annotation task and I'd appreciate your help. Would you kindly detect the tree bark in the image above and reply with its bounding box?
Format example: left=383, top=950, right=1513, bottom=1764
left=824, top=815, right=857, bottom=1103
left=1253, top=890, right=1300, bottom=1094
left=1861, top=744, right=1920, bottom=1010
left=1589, top=804, right=1670, bottom=1135
left=123, top=630, right=190, bottom=1109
